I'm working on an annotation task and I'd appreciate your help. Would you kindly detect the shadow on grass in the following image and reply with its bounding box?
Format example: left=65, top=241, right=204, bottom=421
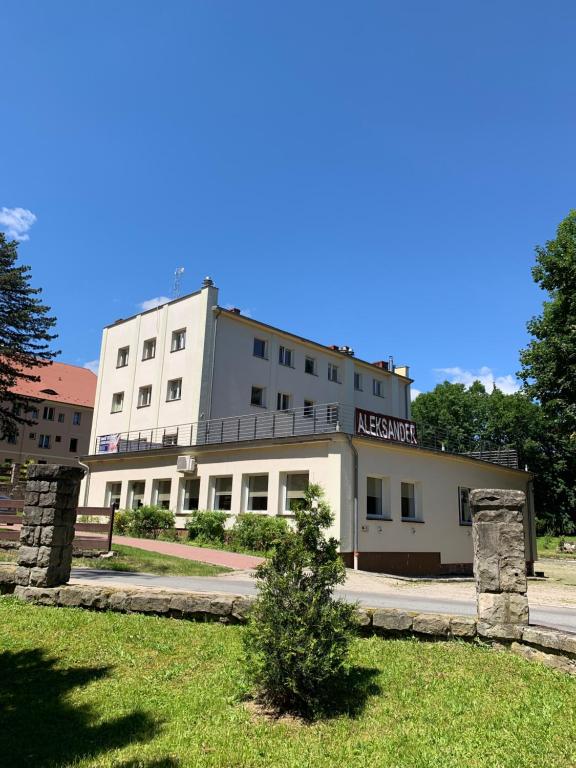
left=0, top=648, right=163, bottom=768
left=318, top=665, right=382, bottom=719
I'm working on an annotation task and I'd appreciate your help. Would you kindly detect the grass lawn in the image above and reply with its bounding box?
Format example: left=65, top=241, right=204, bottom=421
left=537, top=535, right=576, bottom=560
left=1, top=598, right=575, bottom=768
left=0, top=543, right=230, bottom=577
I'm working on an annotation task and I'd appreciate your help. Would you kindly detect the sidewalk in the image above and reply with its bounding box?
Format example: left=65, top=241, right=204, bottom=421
left=113, top=535, right=265, bottom=570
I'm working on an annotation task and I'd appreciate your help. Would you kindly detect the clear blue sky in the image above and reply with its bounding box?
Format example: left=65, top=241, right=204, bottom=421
left=1, top=1, right=575, bottom=397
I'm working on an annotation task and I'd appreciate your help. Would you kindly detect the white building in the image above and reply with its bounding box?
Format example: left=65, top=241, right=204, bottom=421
left=83, top=278, right=535, bottom=576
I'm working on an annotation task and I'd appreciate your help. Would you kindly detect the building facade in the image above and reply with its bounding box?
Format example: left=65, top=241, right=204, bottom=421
left=83, top=278, right=535, bottom=575
left=0, top=362, right=96, bottom=477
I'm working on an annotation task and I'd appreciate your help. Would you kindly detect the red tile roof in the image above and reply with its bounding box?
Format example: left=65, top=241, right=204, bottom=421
left=10, top=361, right=97, bottom=408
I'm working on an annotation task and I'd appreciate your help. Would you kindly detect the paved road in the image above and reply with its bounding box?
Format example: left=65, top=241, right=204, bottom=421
left=72, top=568, right=576, bottom=634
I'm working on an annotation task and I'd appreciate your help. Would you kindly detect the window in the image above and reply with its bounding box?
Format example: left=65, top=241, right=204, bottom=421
left=117, top=346, right=129, bottom=367
left=277, top=392, right=291, bottom=411
left=162, top=432, right=178, bottom=446
left=279, top=346, right=293, bottom=367
left=182, top=478, right=200, bottom=511
left=303, top=399, right=314, bottom=418
left=111, top=392, right=124, bottom=413
left=6, top=432, right=17, bottom=445
left=154, top=479, right=172, bottom=510
left=367, top=477, right=383, bottom=517
left=171, top=329, right=186, bottom=352
left=251, top=386, right=265, bottom=408
left=69, top=438, right=78, bottom=453
left=305, top=356, right=316, bottom=375
left=73, top=411, right=81, bottom=426
left=285, top=473, right=309, bottom=512
left=401, top=482, right=416, bottom=520
left=214, top=476, right=233, bottom=511
left=38, top=434, right=51, bottom=449
left=128, top=480, right=145, bottom=509
left=167, top=378, right=182, bottom=401
left=55, top=436, right=61, bottom=443
left=373, top=379, right=383, bottom=397
left=28, top=407, right=39, bottom=421
left=138, top=385, right=152, bottom=408
left=354, top=372, right=363, bottom=391
left=253, top=338, right=267, bottom=359
left=105, top=482, right=122, bottom=509
left=58, top=413, right=65, bottom=423
left=43, top=406, right=54, bottom=421
left=328, top=363, right=339, bottom=383
left=459, top=487, right=472, bottom=525
left=29, top=432, right=36, bottom=439
left=142, top=338, right=156, bottom=360
left=247, top=475, right=268, bottom=511
left=326, top=404, right=339, bottom=424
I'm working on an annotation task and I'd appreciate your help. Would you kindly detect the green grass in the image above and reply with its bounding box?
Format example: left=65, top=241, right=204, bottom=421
left=0, top=543, right=230, bottom=577
left=537, top=535, right=576, bottom=560
left=1, top=598, right=575, bottom=768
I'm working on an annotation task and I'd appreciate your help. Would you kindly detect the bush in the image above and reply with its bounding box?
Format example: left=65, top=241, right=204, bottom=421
left=230, top=513, right=289, bottom=553
left=113, top=506, right=175, bottom=539
left=243, top=484, right=356, bottom=717
left=185, top=510, right=228, bottom=544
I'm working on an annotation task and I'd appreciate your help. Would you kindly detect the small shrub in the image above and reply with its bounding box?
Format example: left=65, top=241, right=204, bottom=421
left=112, top=509, right=131, bottom=535
left=230, top=513, right=289, bottom=553
left=127, top=506, right=175, bottom=539
left=186, top=510, right=228, bottom=544
left=243, top=484, right=356, bottom=717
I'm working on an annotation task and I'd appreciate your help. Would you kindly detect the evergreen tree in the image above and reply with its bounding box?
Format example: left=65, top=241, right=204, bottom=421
left=518, top=210, right=576, bottom=532
left=244, top=484, right=356, bottom=717
left=0, top=233, right=57, bottom=440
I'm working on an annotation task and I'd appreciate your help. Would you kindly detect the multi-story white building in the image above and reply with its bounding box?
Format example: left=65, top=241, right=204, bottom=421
left=83, top=277, right=535, bottom=576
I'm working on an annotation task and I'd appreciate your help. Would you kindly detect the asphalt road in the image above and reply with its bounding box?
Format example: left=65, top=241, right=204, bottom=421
left=72, top=568, right=576, bottom=634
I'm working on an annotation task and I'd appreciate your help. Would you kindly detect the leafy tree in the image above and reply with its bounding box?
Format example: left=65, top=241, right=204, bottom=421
left=0, top=233, right=57, bottom=440
left=243, top=484, right=356, bottom=717
left=518, top=210, right=576, bottom=532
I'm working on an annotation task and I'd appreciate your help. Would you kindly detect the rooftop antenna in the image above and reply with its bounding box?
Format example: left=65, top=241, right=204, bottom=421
left=173, top=266, right=185, bottom=298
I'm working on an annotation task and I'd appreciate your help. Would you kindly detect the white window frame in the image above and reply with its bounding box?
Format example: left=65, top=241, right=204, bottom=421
left=171, top=329, right=186, bottom=352
left=212, top=476, right=233, bottom=511
left=253, top=338, right=268, bottom=359
left=245, top=474, right=269, bottom=512
left=38, top=434, right=51, bottom=449
left=328, top=363, right=339, bottom=383
left=105, top=481, right=122, bottom=509
left=138, top=385, right=152, bottom=408
left=111, top=392, right=124, bottom=413
left=303, top=399, right=314, bottom=418
left=354, top=372, right=363, bottom=391
left=166, top=378, right=182, bottom=402
left=305, top=356, right=316, bottom=375
left=43, top=406, right=54, bottom=421
left=72, top=411, right=81, bottom=425
left=366, top=476, right=391, bottom=519
left=277, top=392, right=291, bottom=411
left=153, top=479, right=172, bottom=510
left=283, top=472, right=309, bottom=513
left=142, top=338, right=156, bottom=360
left=401, top=481, right=421, bottom=521
left=373, top=379, right=384, bottom=397
left=251, top=386, right=266, bottom=408
left=279, top=345, right=293, bottom=367
left=117, top=346, right=129, bottom=368
left=128, top=480, right=146, bottom=510
left=180, top=478, right=200, bottom=512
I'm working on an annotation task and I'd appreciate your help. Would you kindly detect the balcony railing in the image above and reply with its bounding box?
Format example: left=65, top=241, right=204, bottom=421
left=92, top=402, right=518, bottom=468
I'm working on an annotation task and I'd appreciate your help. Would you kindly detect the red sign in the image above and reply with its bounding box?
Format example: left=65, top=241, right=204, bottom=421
left=355, top=408, right=418, bottom=446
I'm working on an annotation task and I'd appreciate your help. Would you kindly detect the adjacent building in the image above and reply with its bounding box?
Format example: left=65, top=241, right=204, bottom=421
left=0, top=361, right=97, bottom=478
left=82, top=278, right=535, bottom=575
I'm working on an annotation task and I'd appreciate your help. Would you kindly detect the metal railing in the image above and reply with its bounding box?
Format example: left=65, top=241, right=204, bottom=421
left=93, top=402, right=518, bottom=468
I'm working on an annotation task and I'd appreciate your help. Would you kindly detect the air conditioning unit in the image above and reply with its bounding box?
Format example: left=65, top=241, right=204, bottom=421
left=176, top=455, right=197, bottom=473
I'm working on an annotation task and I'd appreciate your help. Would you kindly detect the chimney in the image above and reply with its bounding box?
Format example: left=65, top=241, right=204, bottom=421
left=372, top=360, right=390, bottom=371
left=202, top=276, right=215, bottom=288
left=229, top=307, right=241, bottom=315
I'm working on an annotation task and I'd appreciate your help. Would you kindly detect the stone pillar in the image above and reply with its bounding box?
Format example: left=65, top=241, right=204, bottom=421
left=15, top=464, right=84, bottom=588
left=470, top=489, right=529, bottom=639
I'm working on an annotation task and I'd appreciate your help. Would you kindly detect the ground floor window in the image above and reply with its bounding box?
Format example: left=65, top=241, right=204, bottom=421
left=128, top=480, right=145, bottom=509
left=213, top=476, right=233, bottom=511
left=459, top=486, right=472, bottom=525
left=182, top=478, right=200, bottom=511
left=246, top=474, right=268, bottom=511
left=154, top=479, right=172, bottom=509
left=285, top=472, right=309, bottom=512
left=105, top=482, right=122, bottom=509
left=367, top=477, right=382, bottom=517
left=401, top=482, right=416, bottom=520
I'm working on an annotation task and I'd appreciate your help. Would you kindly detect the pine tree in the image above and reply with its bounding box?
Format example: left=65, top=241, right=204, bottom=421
left=0, top=233, right=57, bottom=440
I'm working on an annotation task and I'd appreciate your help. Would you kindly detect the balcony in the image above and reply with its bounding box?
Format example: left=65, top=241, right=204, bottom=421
left=92, top=402, right=519, bottom=468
